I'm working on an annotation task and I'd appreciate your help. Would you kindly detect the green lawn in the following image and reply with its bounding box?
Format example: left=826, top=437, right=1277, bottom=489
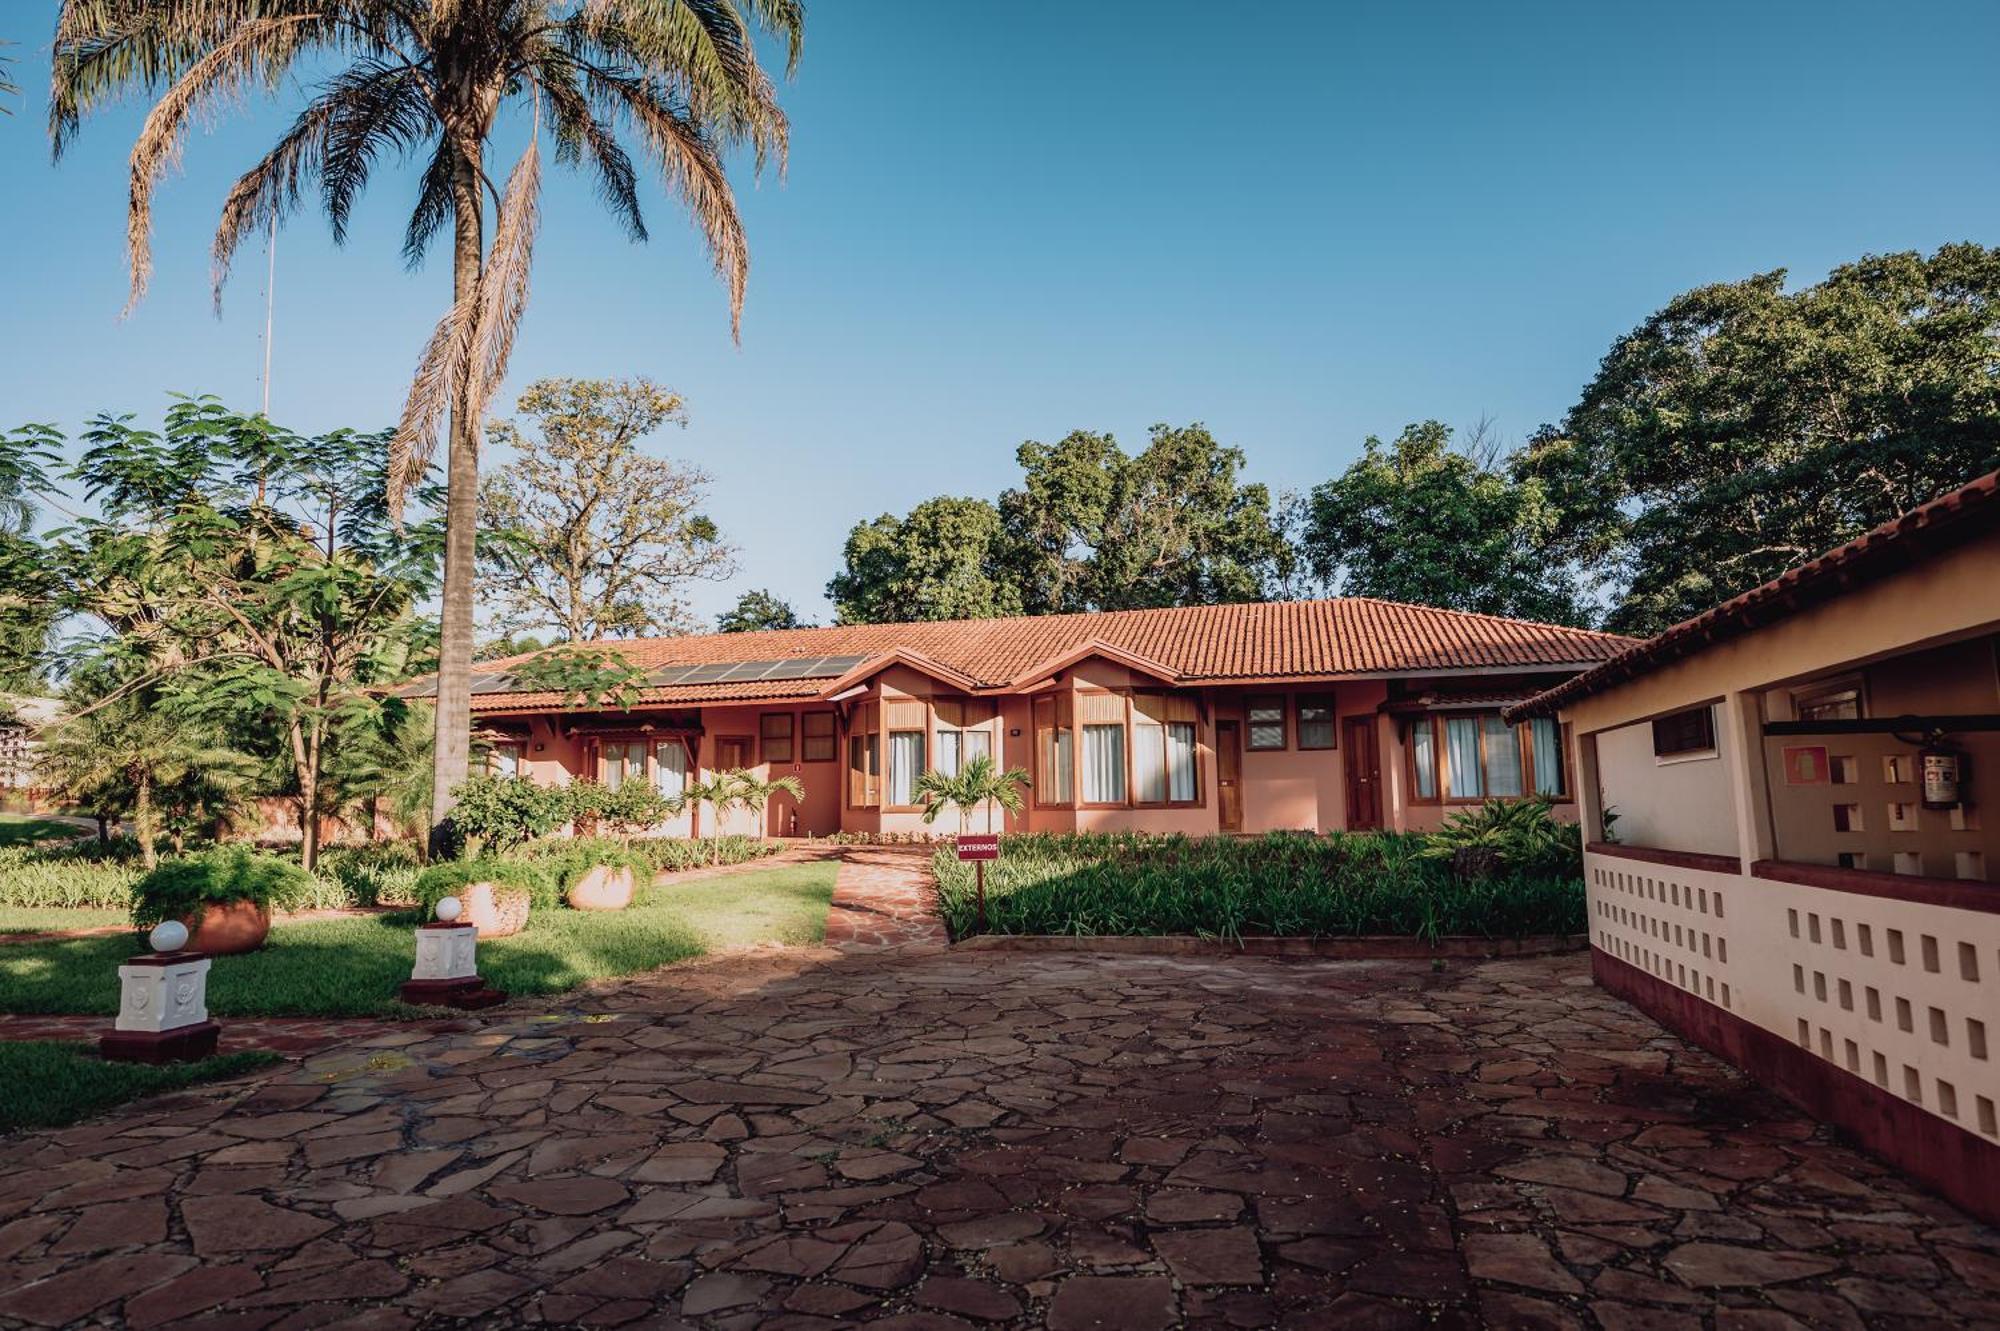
left=0, top=906, right=131, bottom=934
left=0, top=1041, right=279, bottom=1132
left=0, top=861, right=838, bottom=1018
left=0, top=815, right=87, bottom=848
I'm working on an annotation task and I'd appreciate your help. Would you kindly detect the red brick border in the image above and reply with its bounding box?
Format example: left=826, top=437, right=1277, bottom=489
left=1586, top=842, right=1743, bottom=875
left=1591, top=945, right=2000, bottom=1225
left=1749, top=857, right=2000, bottom=916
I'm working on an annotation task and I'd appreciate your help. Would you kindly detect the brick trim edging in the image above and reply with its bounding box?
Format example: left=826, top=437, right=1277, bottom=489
left=953, top=934, right=1587, bottom=959
left=1749, top=858, right=2000, bottom=916
left=1590, top=945, right=2000, bottom=1226
left=1586, top=842, right=1743, bottom=875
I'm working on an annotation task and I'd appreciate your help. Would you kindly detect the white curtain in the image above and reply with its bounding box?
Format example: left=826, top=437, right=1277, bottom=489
left=936, top=730, right=962, bottom=778
left=1482, top=715, right=1523, bottom=797
left=888, top=732, right=923, bottom=806
left=1043, top=727, right=1073, bottom=803
left=1082, top=724, right=1125, bottom=803
left=1167, top=723, right=1197, bottom=802
left=963, top=729, right=991, bottom=767
left=654, top=741, right=687, bottom=800
left=1445, top=717, right=1482, bottom=798
left=1134, top=724, right=1166, bottom=803
left=603, top=741, right=644, bottom=791
left=1531, top=717, right=1562, bottom=796
left=1411, top=722, right=1436, bottom=799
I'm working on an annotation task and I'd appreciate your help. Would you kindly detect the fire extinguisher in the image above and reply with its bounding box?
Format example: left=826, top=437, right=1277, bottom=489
left=1920, top=734, right=1964, bottom=810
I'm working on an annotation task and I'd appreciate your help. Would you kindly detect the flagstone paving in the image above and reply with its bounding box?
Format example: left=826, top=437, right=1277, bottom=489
left=822, top=847, right=949, bottom=952
left=1, top=944, right=1994, bottom=1328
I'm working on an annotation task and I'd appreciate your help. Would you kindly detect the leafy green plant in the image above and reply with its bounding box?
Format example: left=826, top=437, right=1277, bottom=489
left=130, top=846, right=317, bottom=930
left=518, top=837, right=652, bottom=895
left=684, top=770, right=803, bottom=862
left=629, top=835, right=778, bottom=873
left=914, top=753, right=1031, bottom=832
left=594, top=780, right=676, bottom=842
left=446, top=775, right=569, bottom=855
left=1420, top=798, right=1581, bottom=880
left=0, top=843, right=144, bottom=911
left=409, top=858, right=557, bottom=917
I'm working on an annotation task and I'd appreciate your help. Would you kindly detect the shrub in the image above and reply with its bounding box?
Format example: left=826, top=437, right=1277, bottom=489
left=311, top=843, right=422, bottom=909
left=1420, top=798, right=1581, bottom=880
left=447, top=776, right=570, bottom=853
left=130, top=847, right=317, bottom=930
left=930, top=830, right=1583, bottom=942
left=518, top=837, right=652, bottom=895
left=409, top=858, right=557, bottom=917
left=630, top=835, right=780, bottom=872
left=0, top=844, right=145, bottom=911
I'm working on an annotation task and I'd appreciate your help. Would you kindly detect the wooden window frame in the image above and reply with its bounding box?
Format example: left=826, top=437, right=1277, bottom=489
left=1077, top=719, right=1128, bottom=809
left=488, top=740, right=529, bottom=779
left=1651, top=705, right=1718, bottom=762
left=1296, top=694, right=1336, bottom=751
left=883, top=728, right=927, bottom=812
left=801, top=710, right=837, bottom=763
left=596, top=736, right=651, bottom=790
left=847, top=730, right=880, bottom=809
left=1033, top=694, right=1075, bottom=809
left=1405, top=711, right=1565, bottom=806
left=759, top=711, right=795, bottom=765
left=1246, top=694, right=1288, bottom=751
left=934, top=726, right=993, bottom=779
left=1793, top=677, right=1865, bottom=723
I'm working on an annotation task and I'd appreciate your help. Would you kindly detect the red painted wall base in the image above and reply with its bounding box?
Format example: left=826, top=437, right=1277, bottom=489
left=1591, top=947, right=1999, bottom=1225
left=99, top=1021, right=221, bottom=1065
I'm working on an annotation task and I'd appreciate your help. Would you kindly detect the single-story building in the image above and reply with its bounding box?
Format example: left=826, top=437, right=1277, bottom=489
left=1509, top=467, right=1999, bottom=1222
left=420, top=598, right=1631, bottom=839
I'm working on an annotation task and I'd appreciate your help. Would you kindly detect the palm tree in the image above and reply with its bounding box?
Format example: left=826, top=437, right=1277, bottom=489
left=729, top=769, right=803, bottom=842
left=38, top=698, right=250, bottom=868
left=913, top=753, right=1031, bottom=835
left=50, top=1, right=801, bottom=855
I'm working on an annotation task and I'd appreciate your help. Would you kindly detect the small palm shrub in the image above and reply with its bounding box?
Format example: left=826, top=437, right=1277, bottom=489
left=130, top=847, right=317, bottom=931
left=311, top=843, right=422, bottom=909
left=1420, top=798, right=1581, bottom=880
left=518, top=837, right=652, bottom=895
left=630, top=835, right=780, bottom=872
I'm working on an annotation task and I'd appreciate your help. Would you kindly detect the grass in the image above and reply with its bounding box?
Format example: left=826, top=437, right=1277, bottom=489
left=0, top=815, right=86, bottom=847
left=0, top=1041, right=279, bottom=1131
left=931, top=831, right=1585, bottom=942
left=0, top=860, right=839, bottom=1018
left=0, top=906, right=131, bottom=934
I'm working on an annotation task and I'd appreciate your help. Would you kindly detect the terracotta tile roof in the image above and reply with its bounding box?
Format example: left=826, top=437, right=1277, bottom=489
left=457, top=598, right=1632, bottom=714
left=1508, top=468, right=2000, bottom=721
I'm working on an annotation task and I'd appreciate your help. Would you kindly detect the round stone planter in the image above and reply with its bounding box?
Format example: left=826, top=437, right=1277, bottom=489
left=565, top=864, right=636, bottom=912
left=460, top=883, right=532, bottom=938
left=181, top=899, right=271, bottom=955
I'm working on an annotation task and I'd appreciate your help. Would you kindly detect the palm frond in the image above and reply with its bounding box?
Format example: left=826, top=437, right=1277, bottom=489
left=401, top=136, right=459, bottom=267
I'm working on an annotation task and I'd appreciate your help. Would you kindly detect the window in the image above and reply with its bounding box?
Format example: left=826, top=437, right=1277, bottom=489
left=802, top=712, right=837, bottom=762
left=1652, top=706, right=1717, bottom=759
left=887, top=731, right=924, bottom=807
left=1528, top=717, right=1566, bottom=798
left=848, top=733, right=880, bottom=807
left=653, top=740, right=689, bottom=803
left=1132, top=695, right=1201, bottom=805
left=1409, top=721, right=1436, bottom=800
left=1082, top=724, right=1126, bottom=804
left=1795, top=683, right=1862, bottom=723
left=1035, top=695, right=1073, bottom=805
left=1247, top=696, right=1286, bottom=750
left=489, top=742, right=527, bottom=779
left=1297, top=695, right=1336, bottom=750
left=600, top=740, right=647, bottom=791
left=1410, top=712, right=1559, bottom=803
left=935, top=727, right=991, bottom=777
left=760, top=712, right=794, bottom=763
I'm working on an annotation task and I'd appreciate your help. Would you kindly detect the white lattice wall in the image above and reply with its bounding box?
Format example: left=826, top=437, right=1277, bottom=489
left=1588, top=850, right=2000, bottom=1145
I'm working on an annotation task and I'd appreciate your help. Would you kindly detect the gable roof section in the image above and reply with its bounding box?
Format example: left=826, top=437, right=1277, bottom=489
left=1508, top=468, right=2000, bottom=722
left=457, top=598, right=1633, bottom=714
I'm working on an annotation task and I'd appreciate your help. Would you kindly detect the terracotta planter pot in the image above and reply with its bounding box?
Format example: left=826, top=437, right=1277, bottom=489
left=565, top=864, right=635, bottom=912
left=182, top=899, right=271, bottom=955
left=461, top=882, right=532, bottom=938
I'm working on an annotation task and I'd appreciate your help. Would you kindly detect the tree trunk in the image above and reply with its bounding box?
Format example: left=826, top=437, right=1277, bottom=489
left=428, top=140, right=486, bottom=861
left=134, top=775, right=156, bottom=870
left=299, top=765, right=320, bottom=873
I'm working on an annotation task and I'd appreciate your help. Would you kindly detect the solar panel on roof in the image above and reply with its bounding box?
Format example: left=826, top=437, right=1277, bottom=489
left=615, top=655, right=882, bottom=691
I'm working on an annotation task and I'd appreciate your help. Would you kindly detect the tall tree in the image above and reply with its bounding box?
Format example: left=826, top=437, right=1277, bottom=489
left=480, top=377, right=734, bottom=640
left=1530, top=244, right=2000, bottom=634
left=1001, top=424, right=1292, bottom=613
left=718, top=588, right=805, bottom=633
left=51, top=397, right=439, bottom=869
left=0, top=425, right=61, bottom=691
left=1301, top=421, right=1589, bottom=626
left=52, top=0, right=801, bottom=852
left=827, top=497, right=1023, bottom=625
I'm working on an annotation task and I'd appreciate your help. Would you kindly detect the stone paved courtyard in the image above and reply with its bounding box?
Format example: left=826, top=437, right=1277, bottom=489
left=0, top=857, right=1996, bottom=1327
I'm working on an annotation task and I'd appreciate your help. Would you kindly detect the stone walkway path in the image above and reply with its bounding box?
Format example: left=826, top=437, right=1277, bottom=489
left=823, top=846, right=949, bottom=951
left=1, top=945, right=1995, bottom=1328
left=0, top=1012, right=467, bottom=1056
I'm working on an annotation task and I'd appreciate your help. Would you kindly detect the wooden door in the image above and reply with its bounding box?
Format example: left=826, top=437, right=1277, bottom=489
left=1344, top=717, right=1382, bottom=830
left=714, top=736, right=754, bottom=835
left=1216, top=721, right=1243, bottom=832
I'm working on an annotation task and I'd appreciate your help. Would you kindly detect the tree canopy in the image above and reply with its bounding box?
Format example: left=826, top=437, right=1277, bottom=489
left=718, top=589, right=807, bottom=633
left=479, top=377, right=735, bottom=640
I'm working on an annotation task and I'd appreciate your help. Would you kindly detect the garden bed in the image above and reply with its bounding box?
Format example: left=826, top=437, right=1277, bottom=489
left=931, top=831, right=1586, bottom=942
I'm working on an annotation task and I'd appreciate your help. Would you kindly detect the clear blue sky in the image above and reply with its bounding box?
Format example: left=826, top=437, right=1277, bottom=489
left=3, top=0, right=1996, bottom=627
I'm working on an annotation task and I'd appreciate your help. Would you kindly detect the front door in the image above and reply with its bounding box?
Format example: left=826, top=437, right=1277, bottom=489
left=1216, top=721, right=1243, bottom=832
left=1344, top=717, right=1382, bottom=830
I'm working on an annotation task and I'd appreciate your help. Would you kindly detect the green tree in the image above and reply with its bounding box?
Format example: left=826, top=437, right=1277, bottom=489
left=717, top=588, right=806, bottom=633
left=1003, top=423, right=1293, bottom=613
left=827, top=497, right=1024, bottom=625
left=0, top=425, right=61, bottom=691
left=1302, top=421, right=1589, bottom=625
left=913, top=752, right=1030, bottom=834
left=51, top=398, right=439, bottom=870
left=53, top=0, right=801, bottom=852
left=480, top=377, right=735, bottom=640
left=1532, top=244, right=2000, bottom=634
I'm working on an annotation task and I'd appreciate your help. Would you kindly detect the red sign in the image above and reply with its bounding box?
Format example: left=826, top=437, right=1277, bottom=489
left=956, top=834, right=1000, bottom=862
